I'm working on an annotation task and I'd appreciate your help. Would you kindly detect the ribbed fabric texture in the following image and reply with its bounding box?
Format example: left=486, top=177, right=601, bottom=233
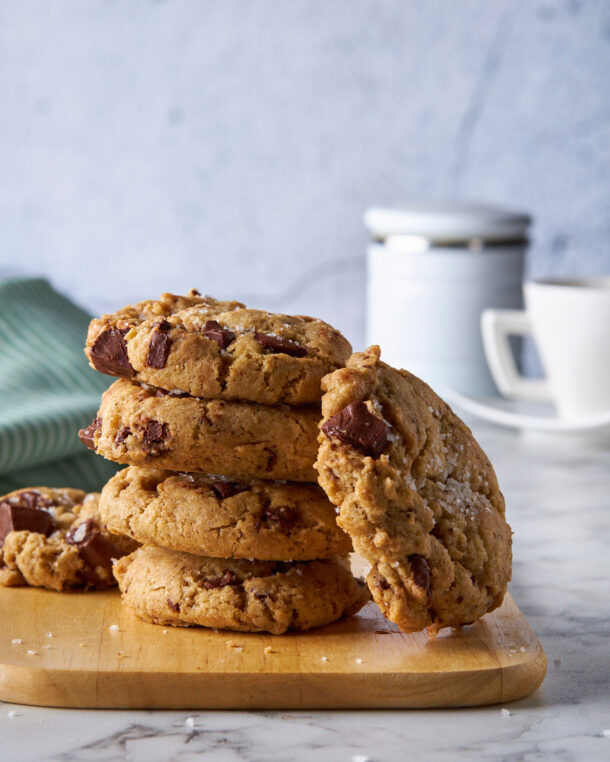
left=0, top=277, right=118, bottom=492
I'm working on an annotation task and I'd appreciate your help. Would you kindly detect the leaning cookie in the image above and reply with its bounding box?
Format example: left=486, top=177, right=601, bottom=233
left=113, top=547, right=369, bottom=634
left=0, top=487, right=138, bottom=591
left=100, top=467, right=351, bottom=561
left=79, top=379, right=320, bottom=482
left=85, top=290, right=351, bottom=405
left=315, top=345, right=512, bottom=636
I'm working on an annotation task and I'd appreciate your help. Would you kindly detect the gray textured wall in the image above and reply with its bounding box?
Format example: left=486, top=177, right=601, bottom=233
left=0, top=0, right=608, bottom=349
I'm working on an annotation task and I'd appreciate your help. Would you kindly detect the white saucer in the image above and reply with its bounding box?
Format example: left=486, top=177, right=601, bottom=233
left=439, top=387, right=610, bottom=435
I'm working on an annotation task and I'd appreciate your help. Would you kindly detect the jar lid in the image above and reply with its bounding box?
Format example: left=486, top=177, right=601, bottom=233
left=364, top=202, right=531, bottom=244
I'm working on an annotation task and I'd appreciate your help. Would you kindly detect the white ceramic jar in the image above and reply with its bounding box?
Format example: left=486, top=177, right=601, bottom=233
left=365, top=202, right=531, bottom=397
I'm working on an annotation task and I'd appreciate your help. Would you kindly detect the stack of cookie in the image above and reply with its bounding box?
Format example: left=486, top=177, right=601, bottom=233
left=79, top=291, right=369, bottom=634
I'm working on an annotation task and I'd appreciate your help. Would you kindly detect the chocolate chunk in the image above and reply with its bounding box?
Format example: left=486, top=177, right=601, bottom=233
left=264, top=448, right=277, bottom=472
left=114, top=426, right=131, bottom=446
left=66, top=519, right=124, bottom=586
left=167, top=598, right=181, bottom=612
left=78, top=418, right=102, bottom=451
left=321, top=401, right=389, bottom=458
left=253, top=333, right=307, bottom=357
left=146, top=330, right=171, bottom=369
left=200, top=570, right=239, bottom=590
left=0, top=502, right=55, bottom=545
left=6, top=490, right=52, bottom=511
left=258, top=506, right=298, bottom=534
left=89, top=327, right=135, bottom=378
left=143, top=420, right=168, bottom=445
left=376, top=577, right=391, bottom=591
left=254, top=592, right=268, bottom=603
left=202, top=320, right=234, bottom=349
left=210, top=481, right=245, bottom=500
left=409, top=554, right=431, bottom=599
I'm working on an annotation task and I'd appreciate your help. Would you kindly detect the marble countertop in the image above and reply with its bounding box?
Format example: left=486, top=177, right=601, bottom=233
left=1, top=422, right=609, bottom=762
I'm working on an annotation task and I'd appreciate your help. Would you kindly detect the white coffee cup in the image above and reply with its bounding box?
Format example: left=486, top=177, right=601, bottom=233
left=481, top=278, right=610, bottom=419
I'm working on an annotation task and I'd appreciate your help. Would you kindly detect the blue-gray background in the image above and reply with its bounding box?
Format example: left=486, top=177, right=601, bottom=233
left=1, top=0, right=608, bottom=349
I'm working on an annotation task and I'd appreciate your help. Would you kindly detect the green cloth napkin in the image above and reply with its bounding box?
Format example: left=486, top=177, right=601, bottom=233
left=0, top=277, right=118, bottom=493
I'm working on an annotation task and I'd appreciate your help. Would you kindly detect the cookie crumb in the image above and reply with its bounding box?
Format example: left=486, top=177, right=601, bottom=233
left=27, top=649, right=38, bottom=656
left=226, top=640, right=243, bottom=651
left=11, top=638, right=22, bottom=645
left=109, top=624, right=119, bottom=632
left=79, top=642, right=87, bottom=648
left=501, top=708, right=512, bottom=717
left=264, top=646, right=277, bottom=655
left=117, top=651, right=127, bottom=659
left=554, top=657, right=561, bottom=666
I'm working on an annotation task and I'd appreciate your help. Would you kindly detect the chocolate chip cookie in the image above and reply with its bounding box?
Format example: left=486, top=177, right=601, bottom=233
left=100, top=467, right=351, bottom=561
left=113, top=546, right=370, bottom=634
left=85, top=290, right=351, bottom=405
left=315, top=346, right=512, bottom=635
left=80, top=380, right=319, bottom=482
left=0, top=487, right=138, bottom=591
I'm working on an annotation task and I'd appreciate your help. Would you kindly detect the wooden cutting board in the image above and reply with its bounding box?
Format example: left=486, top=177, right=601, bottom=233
left=0, top=587, right=545, bottom=709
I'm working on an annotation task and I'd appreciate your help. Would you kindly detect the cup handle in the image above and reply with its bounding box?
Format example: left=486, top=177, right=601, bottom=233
left=481, top=309, right=552, bottom=401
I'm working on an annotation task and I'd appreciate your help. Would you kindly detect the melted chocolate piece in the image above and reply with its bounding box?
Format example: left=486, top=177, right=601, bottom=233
left=167, top=598, right=181, bottom=612
left=6, top=490, right=52, bottom=511
left=321, top=401, right=389, bottom=458
left=89, top=327, right=135, bottom=378
left=409, top=554, right=431, bottom=600
left=146, top=329, right=171, bottom=369
left=143, top=420, right=168, bottom=446
left=0, top=500, right=55, bottom=545
left=376, top=577, right=391, bottom=591
left=200, top=569, right=239, bottom=590
left=210, top=481, right=245, bottom=500
left=66, top=518, right=124, bottom=587
left=253, top=333, right=307, bottom=357
left=258, top=506, right=298, bottom=534
left=202, top=320, right=234, bottom=349
left=114, top=426, right=131, bottom=446
left=78, top=417, right=102, bottom=450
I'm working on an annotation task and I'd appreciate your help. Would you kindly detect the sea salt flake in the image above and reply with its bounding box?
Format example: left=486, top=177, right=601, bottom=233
left=321, top=656, right=329, bottom=663
left=185, top=716, right=198, bottom=728
left=27, top=649, right=38, bottom=656
left=601, top=729, right=610, bottom=738
left=11, top=638, right=22, bottom=645
left=519, top=646, right=526, bottom=653
left=501, top=708, right=512, bottom=717
left=352, top=756, right=371, bottom=762
left=8, top=711, right=19, bottom=718
left=45, top=632, right=54, bottom=638
left=355, top=658, right=363, bottom=664
left=109, top=624, right=119, bottom=632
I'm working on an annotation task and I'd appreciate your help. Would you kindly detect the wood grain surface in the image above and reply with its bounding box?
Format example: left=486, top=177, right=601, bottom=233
left=0, top=587, right=546, bottom=709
